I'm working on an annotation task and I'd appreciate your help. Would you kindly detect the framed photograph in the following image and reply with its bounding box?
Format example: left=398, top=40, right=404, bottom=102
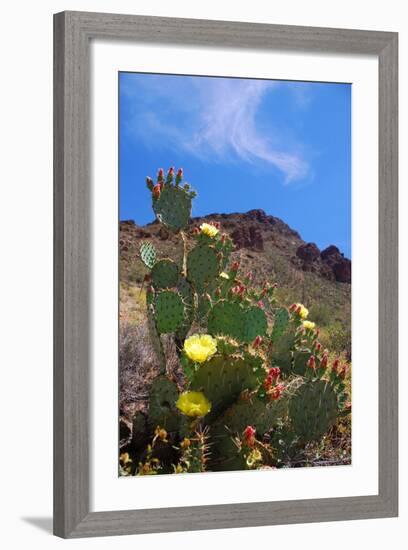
left=53, top=11, right=398, bottom=538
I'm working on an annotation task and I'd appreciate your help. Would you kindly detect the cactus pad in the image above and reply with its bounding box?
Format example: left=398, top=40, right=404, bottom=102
left=271, top=308, right=290, bottom=340
left=147, top=376, right=181, bottom=432
left=153, top=185, right=192, bottom=231
left=151, top=259, right=179, bottom=289
left=147, top=304, right=165, bottom=372
left=154, top=290, right=185, bottom=334
left=190, top=355, right=259, bottom=417
left=271, top=332, right=295, bottom=373
left=242, top=306, right=267, bottom=343
left=292, top=350, right=311, bottom=376
left=139, top=242, right=157, bottom=269
left=187, top=245, right=220, bottom=288
left=207, top=300, right=244, bottom=341
left=289, top=380, right=338, bottom=442
left=216, top=394, right=287, bottom=438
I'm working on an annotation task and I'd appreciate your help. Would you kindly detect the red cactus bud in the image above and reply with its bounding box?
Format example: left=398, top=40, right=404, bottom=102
left=289, top=303, right=297, bottom=312
left=332, top=358, right=340, bottom=373
left=338, top=364, right=348, bottom=379
left=246, top=271, right=253, bottom=281
left=243, top=426, right=256, bottom=446
left=268, top=367, right=281, bottom=380
left=270, top=384, right=285, bottom=400
left=320, top=354, right=328, bottom=368
left=168, top=167, right=174, bottom=174
left=192, top=227, right=200, bottom=235
left=307, top=355, right=316, bottom=370
left=152, top=184, right=162, bottom=199
left=315, top=342, right=322, bottom=352
left=257, top=300, right=264, bottom=309
left=215, top=288, right=221, bottom=297
left=264, top=374, right=273, bottom=389
left=177, top=168, right=183, bottom=177
left=231, top=261, right=240, bottom=272
left=146, top=176, right=154, bottom=191
left=345, top=401, right=352, bottom=411
left=221, top=234, right=226, bottom=244
left=252, top=335, right=263, bottom=348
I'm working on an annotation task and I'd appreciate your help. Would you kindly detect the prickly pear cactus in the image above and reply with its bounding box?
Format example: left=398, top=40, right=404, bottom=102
left=271, top=307, right=290, bottom=340
left=207, top=300, right=244, bottom=341
left=153, top=185, right=192, bottom=232
left=289, top=379, right=338, bottom=442
left=151, top=258, right=179, bottom=289
left=147, top=376, right=181, bottom=432
left=126, top=168, right=351, bottom=476
left=187, top=245, right=220, bottom=289
left=154, top=290, right=185, bottom=334
left=139, top=241, right=157, bottom=269
left=242, top=305, right=267, bottom=343
left=190, top=355, right=260, bottom=417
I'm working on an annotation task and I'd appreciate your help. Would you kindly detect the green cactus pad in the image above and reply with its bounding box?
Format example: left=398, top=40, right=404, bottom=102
left=154, top=290, right=185, bottom=334
left=271, top=332, right=296, bottom=373
left=187, top=245, right=220, bottom=289
left=242, top=306, right=268, bottom=343
left=207, top=300, right=244, bottom=341
left=153, top=185, right=192, bottom=231
left=210, top=396, right=288, bottom=471
left=289, top=379, right=338, bottom=442
left=151, top=259, right=179, bottom=289
left=147, top=304, right=165, bottom=372
left=139, top=242, right=157, bottom=269
left=292, top=350, right=311, bottom=376
left=216, top=394, right=288, bottom=438
left=147, top=376, right=181, bottom=433
left=175, top=277, right=194, bottom=340
left=190, top=355, right=259, bottom=418
left=271, top=308, right=290, bottom=340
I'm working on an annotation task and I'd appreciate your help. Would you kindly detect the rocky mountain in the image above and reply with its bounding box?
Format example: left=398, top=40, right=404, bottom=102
left=120, top=208, right=350, bottom=282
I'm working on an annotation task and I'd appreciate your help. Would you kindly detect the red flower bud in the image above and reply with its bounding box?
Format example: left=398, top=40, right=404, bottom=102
left=168, top=167, right=175, bottom=174
left=257, top=300, right=264, bottom=309
left=338, top=364, right=348, bottom=379
left=243, top=425, right=256, bottom=446
left=252, top=335, right=263, bottom=348
left=192, top=227, right=200, bottom=235
left=307, top=355, right=316, bottom=370
left=320, top=354, right=328, bottom=368
left=264, top=374, right=273, bottom=389
left=270, top=384, right=285, bottom=400
left=332, top=358, right=340, bottom=373
left=246, top=271, right=253, bottom=281
left=152, top=184, right=162, bottom=198
left=315, top=342, right=322, bottom=352
left=231, top=261, right=240, bottom=272
left=289, top=303, right=297, bottom=312
left=268, top=367, right=281, bottom=381
left=177, top=168, right=183, bottom=177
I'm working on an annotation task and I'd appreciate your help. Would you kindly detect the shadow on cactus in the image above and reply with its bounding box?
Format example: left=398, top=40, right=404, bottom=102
left=120, top=168, right=352, bottom=475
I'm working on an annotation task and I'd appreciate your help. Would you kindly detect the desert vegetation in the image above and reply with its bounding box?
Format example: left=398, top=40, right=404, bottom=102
left=119, top=168, right=351, bottom=475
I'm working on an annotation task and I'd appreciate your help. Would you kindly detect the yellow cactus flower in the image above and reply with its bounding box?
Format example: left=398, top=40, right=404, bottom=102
left=302, top=320, right=316, bottom=330
left=200, top=223, right=219, bottom=238
left=219, top=272, right=229, bottom=279
left=183, top=334, right=217, bottom=363
left=176, top=391, right=212, bottom=417
left=296, top=303, right=309, bottom=319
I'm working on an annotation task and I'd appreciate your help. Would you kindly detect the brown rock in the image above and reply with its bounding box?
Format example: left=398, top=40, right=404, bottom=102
left=231, top=225, right=264, bottom=251
left=296, top=242, right=320, bottom=263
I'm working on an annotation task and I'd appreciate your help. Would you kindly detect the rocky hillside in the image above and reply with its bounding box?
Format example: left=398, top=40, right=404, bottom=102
left=119, top=210, right=351, bottom=340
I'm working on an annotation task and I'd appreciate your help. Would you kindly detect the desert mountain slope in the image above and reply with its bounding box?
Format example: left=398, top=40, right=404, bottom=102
left=120, top=209, right=351, bottom=328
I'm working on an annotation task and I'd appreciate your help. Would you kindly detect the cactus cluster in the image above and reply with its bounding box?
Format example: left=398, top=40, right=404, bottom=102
left=120, top=167, right=351, bottom=475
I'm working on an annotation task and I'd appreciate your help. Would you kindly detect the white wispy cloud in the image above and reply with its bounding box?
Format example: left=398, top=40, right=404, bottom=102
left=121, top=75, right=309, bottom=183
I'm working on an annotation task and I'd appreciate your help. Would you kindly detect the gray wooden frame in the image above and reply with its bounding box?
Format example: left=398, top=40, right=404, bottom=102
left=54, top=11, right=398, bottom=538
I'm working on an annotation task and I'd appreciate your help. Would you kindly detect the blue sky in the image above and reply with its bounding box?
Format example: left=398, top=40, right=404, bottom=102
left=119, top=72, right=351, bottom=258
